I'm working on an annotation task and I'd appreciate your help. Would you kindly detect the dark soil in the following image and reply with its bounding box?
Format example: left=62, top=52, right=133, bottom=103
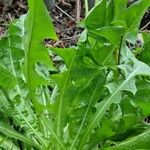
left=47, top=1, right=84, bottom=47
left=140, top=9, right=150, bottom=30
left=0, top=0, right=27, bottom=37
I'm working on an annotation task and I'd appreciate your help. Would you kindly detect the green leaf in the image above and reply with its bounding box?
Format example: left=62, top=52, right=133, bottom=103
left=24, top=0, right=57, bottom=112
left=140, top=32, right=150, bottom=64
left=0, top=135, right=19, bottom=150
left=0, top=65, right=16, bottom=90
left=70, top=73, right=106, bottom=149
left=81, top=0, right=106, bottom=29
left=24, top=0, right=57, bottom=91
left=105, top=0, right=128, bottom=26
left=42, top=117, right=65, bottom=150
left=119, top=0, right=150, bottom=30
left=54, top=48, right=77, bottom=140
left=89, top=26, right=125, bottom=45
left=114, top=0, right=128, bottom=18
left=130, top=79, right=150, bottom=116
left=0, top=123, right=40, bottom=149
left=0, top=0, right=150, bottom=149
left=107, top=128, right=150, bottom=150
left=78, top=56, right=150, bottom=149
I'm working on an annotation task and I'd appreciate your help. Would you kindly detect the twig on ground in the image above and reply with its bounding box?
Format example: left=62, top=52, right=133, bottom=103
left=61, top=34, right=80, bottom=40
left=54, top=4, right=77, bottom=23
left=140, top=20, right=150, bottom=31
left=76, top=0, right=81, bottom=22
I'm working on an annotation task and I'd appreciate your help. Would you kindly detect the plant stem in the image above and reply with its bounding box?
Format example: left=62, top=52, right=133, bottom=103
left=85, top=0, right=89, bottom=16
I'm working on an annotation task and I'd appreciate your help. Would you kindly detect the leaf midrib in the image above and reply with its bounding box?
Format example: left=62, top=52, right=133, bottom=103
left=70, top=77, right=103, bottom=149
left=78, top=66, right=140, bottom=149
left=0, top=124, right=40, bottom=149
left=8, top=1, right=45, bottom=145
left=56, top=50, right=77, bottom=139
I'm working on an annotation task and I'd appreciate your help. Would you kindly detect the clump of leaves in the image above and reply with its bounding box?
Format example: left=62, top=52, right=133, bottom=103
left=0, top=0, right=150, bottom=149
